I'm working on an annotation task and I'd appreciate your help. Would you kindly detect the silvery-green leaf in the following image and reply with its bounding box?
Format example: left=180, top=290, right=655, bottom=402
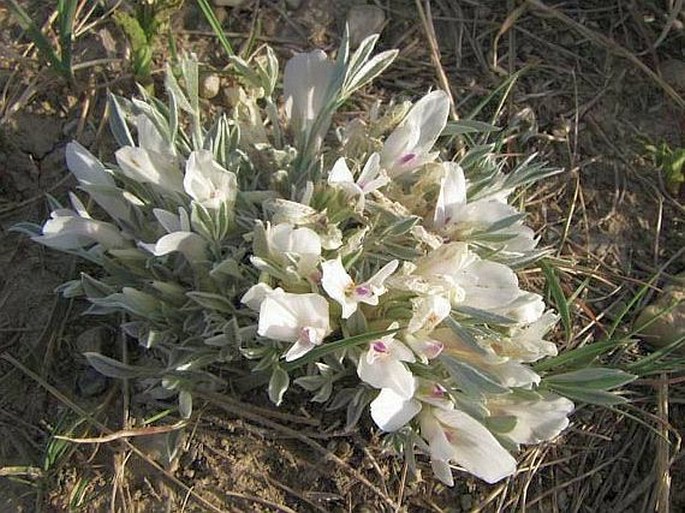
left=258, top=46, right=279, bottom=97
left=85, top=352, right=159, bottom=379
left=485, top=415, right=518, bottom=433
left=546, top=384, right=628, bottom=406
left=484, top=213, right=527, bottom=233
left=181, top=56, right=200, bottom=114
left=229, top=55, right=262, bottom=88
left=80, top=273, right=115, bottom=298
left=294, top=375, right=325, bottom=392
left=178, top=390, right=193, bottom=418
left=442, top=120, right=500, bottom=136
left=165, top=64, right=193, bottom=113
left=444, top=317, right=492, bottom=356
left=346, top=387, right=373, bottom=431
left=326, top=387, right=355, bottom=411
left=382, top=216, right=421, bottom=237
left=312, top=380, right=333, bottom=403
left=10, top=221, right=42, bottom=238
left=190, top=202, right=214, bottom=240
left=440, top=354, right=510, bottom=396
left=268, top=366, right=290, bottom=406
left=545, top=368, right=636, bottom=390
left=186, top=292, right=235, bottom=314
left=210, top=258, right=243, bottom=280
left=346, top=33, right=378, bottom=77
left=223, top=317, right=242, bottom=345
left=342, top=49, right=398, bottom=99
left=56, top=279, right=84, bottom=298
left=453, top=306, right=518, bottom=325
left=107, top=93, right=135, bottom=147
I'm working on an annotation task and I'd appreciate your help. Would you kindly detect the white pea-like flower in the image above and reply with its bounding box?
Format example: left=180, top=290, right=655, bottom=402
left=380, top=90, right=450, bottom=177
left=183, top=150, right=238, bottom=210
left=321, top=257, right=398, bottom=319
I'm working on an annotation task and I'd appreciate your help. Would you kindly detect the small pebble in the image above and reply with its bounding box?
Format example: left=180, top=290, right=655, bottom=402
left=200, top=73, right=221, bottom=99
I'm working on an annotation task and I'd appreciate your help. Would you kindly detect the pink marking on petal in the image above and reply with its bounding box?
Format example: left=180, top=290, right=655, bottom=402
left=354, top=285, right=372, bottom=297
left=431, top=384, right=446, bottom=398
left=299, top=326, right=317, bottom=344
left=425, top=341, right=444, bottom=359
left=372, top=341, right=388, bottom=353
left=399, top=153, right=416, bottom=165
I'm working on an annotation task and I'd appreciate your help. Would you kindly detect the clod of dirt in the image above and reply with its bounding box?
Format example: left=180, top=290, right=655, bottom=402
left=635, top=273, right=685, bottom=352
left=347, top=5, right=386, bottom=48
left=0, top=130, right=39, bottom=197
left=11, top=113, right=63, bottom=160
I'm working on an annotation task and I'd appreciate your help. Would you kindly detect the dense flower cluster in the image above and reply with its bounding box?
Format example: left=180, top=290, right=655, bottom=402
left=22, top=35, right=577, bottom=485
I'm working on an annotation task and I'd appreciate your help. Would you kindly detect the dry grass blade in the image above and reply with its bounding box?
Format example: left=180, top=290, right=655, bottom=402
left=526, top=0, right=685, bottom=109
left=414, top=0, right=459, bottom=120
left=53, top=421, right=188, bottom=444
left=655, top=374, right=671, bottom=513
left=1, top=352, right=229, bottom=513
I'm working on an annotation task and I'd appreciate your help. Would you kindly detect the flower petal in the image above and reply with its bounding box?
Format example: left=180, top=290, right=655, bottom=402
left=433, top=408, right=517, bottom=484
left=370, top=388, right=421, bottom=432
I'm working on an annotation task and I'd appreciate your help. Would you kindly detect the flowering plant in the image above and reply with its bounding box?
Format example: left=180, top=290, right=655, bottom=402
left=17, top=33, right=631, bottom=486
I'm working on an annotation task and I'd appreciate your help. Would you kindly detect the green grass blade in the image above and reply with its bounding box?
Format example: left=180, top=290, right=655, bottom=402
left=8, top=0, right=65, bottom=75
left=534, top=338, right=630, bottom=373
left=541, top=260, right=572, bottom=342
left=195, top=0, right=234, bottom=58
left=57, top=0, right=77, bottom=82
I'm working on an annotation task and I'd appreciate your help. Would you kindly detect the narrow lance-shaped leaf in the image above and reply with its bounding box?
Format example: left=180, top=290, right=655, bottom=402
left=268, top=366, right=290, bottom=406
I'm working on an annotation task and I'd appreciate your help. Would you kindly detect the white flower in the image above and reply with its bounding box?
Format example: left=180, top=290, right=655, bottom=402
left=33, top=193, right=128, bottom=251
left=419, top=406, right=517, bottom=485
left=138, top=207, right=206, bottom=263
left=486, top=393, right=574, bottom=448
left=114, top=116, right=183, bottom=193
left=492, top=292, right=546, bottom=324
left=357, top=325, right=416, bottom=399
left=321, top=257, right=398, bottom=318
left=327, top=153, right=389, bottom=211
left=414, top=242, right=521, bottom=311
left=407, top=294, right=452, bottom=334
left=433, top=162, right=537, bottom=253
left=264, top=222, right=321, bottom=276
left=241, top=283, right=274, bottom=311
left=491, top=310, right=559, bottom=362
left=380, top=90, right=450, bottom=177
left=370, top=388, right=422, bottom=432
left=145, top=232, right=207, bottom=263
left=283, top=50, right=336, bottom=147
left=402, top=295, right=451, bottom=361
left=115, top=146, right=184, bottom=193
left=253, top=288, right=331, bottom=361
left=184, top=150, right=238, bottom=210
